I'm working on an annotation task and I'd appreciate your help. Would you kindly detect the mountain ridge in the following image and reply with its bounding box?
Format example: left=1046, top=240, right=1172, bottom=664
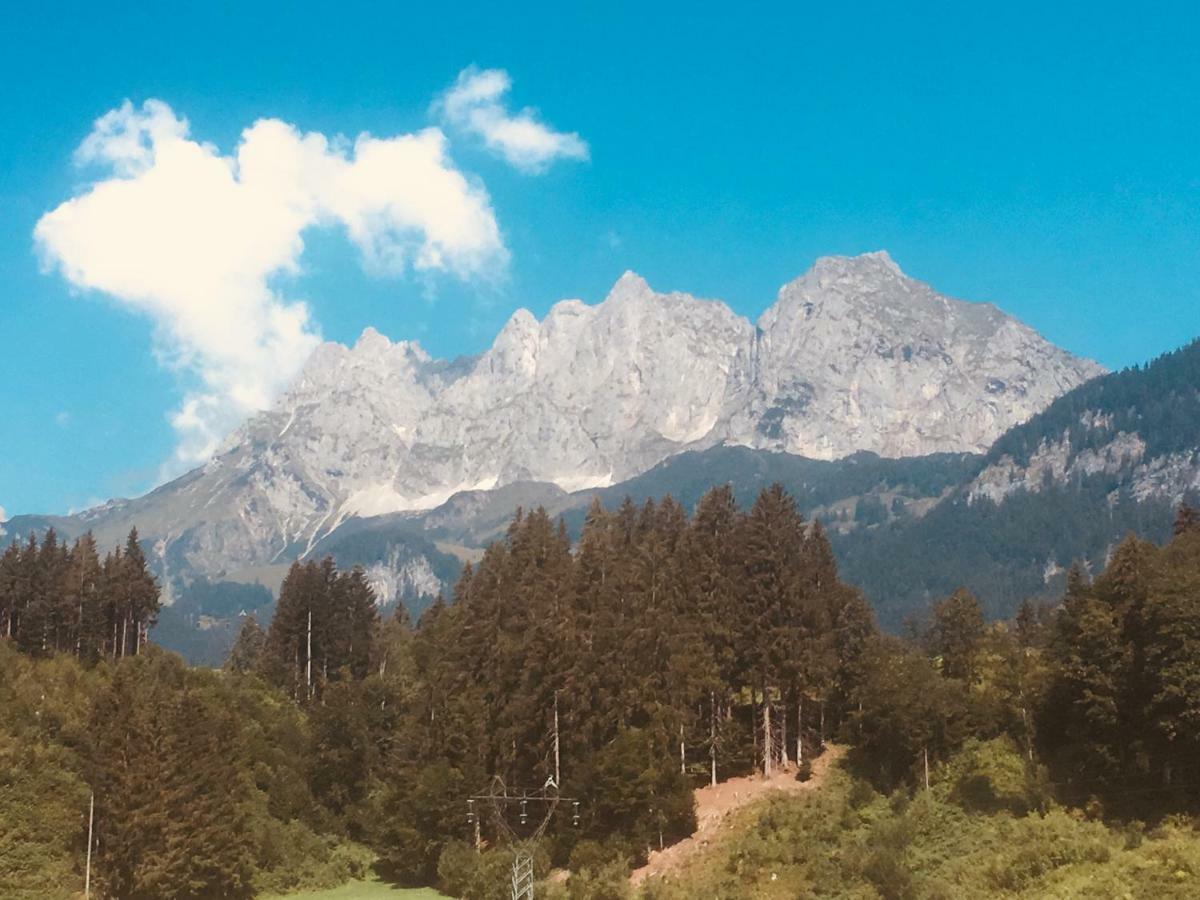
left=2, top=251, right=1108, bottom=658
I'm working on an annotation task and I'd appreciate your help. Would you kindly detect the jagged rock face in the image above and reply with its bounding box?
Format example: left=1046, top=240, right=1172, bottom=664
left=362, top=553, right=443, bottom=611
left=969, top=423, right=1200, bottom=507
left=40, top=251, right=1102, bottom=581
left=738, top=252, right=1104, bottom=458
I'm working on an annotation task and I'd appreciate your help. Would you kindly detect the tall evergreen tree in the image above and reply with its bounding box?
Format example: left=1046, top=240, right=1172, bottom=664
left=928, top=588, right=985, bottom=682
left=226, top=614, right=267, bottom=674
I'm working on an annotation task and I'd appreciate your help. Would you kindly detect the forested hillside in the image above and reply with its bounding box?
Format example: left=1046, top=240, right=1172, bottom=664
left=1, top=485, right=873, bottom=898
left=834, top=340, right=1200, bottom=628
left=987, top=337, right=1200, bottom=467
left=639, top=505, right=1200, bottom=899
left=7, top=488, right=1200, bottom=898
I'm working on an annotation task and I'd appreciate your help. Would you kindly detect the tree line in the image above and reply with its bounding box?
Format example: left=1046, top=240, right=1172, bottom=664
left=847, top=503, right=1200, bottom=817
left=0, top=528, right=159, bottom=661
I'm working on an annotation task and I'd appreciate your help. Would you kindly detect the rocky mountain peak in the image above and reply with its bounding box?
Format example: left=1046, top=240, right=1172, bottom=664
left=606, top=270, right=653, bottom=302
left=489, top=308, right=541, bottom=376
left=353, top=325, right=392, bottom=353
left=811, top=249, right=904, bottom=281
left=44, top=253, right=1103, bottom=596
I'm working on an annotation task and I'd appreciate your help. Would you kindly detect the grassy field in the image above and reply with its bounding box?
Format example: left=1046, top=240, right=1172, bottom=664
left=265, top=875, right=450, bottom=899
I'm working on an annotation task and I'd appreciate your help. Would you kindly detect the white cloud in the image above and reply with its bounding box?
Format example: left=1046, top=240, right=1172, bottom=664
left=436, top=67, right=589, bottom=173
left=0, top=505, right=7, bottom=524
left=36, top=100, right=507, bottom=473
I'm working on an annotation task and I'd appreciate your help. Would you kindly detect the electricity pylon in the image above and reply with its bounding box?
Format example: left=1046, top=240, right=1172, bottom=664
left=466, top=775, right=580, bottom=900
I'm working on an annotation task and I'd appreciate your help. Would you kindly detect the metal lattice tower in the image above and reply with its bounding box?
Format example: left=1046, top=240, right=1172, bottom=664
left=466, top=775, right=580, bottom=900
left=511, top=851, right=534, bottom=900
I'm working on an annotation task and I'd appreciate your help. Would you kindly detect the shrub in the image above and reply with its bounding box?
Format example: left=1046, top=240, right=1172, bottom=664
left=860, top=845, right=916, bottom=900
left=945, top=737, right=1037, bottom=815
left=984, top=810, right=1112, bottom=892
left=564, top=860, right=632, bottom=900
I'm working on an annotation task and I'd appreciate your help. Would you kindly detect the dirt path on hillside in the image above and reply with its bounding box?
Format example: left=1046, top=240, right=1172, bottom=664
left=629, top=744, right=844, bottom=888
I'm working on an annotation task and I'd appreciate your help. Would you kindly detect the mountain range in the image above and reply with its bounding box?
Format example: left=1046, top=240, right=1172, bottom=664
left=16, top=251, right=1196, bottom=662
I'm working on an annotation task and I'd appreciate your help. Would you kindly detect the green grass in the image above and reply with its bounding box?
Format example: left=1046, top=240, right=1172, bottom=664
left=264, top=874, right=451, bottom=899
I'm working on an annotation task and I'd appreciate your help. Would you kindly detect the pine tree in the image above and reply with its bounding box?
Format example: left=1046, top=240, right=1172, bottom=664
left=90, top=658, right=253, bottom=899
left=116, top=529, right=160, bottom=657
left=740, top=484, right=808, bottom=773
left=145, top=689, right=254, bottom=899
left=64, top=533, right=103, bottom=661
left=0, top=540, right=21, bottom=639
left=1137, top=527, right=1200, bottom=785
left=929, top=588, right=985, bottom=682
left=1042, top=560, right=1131, bottom=783
left=331, top=566, right=379, bottom=681
left=679, top=486, right=742, bottom=782
left=89, top=662, right=171, bottom=897
left=14, top=531, right=63, bottom=656
left=226, top=614, right=267, bottom=674
left=849, top=635, right=971, bottom=788
left=264, top=560, right=324, bottom=699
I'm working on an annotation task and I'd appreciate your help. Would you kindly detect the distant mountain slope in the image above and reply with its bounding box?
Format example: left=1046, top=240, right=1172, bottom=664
left=836, top=340, right=1200, bottom=628
left=319, top=446, right=984, bottom=559
left=553, top=446, right=982, bottom=537
left=972, top=338, right=1200, bottom=503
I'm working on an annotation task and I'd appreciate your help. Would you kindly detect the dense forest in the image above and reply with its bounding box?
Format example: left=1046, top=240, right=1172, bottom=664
left=0, top=528, right=160, bottom=661
left=5, top=489, right=1200, bottom=898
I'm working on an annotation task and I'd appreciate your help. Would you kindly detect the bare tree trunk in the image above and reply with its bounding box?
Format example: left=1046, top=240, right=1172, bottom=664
left=710, top=692, right=717, bottom=787
left=85, top=791, right=94, bottom=899
left=752, top=687, right=758, bottom=765
left=306, top=608, right=313, bottom=699
left=554, top=691, right=561, bottom=785
left=762, top=682, right=773, bottom=778
left=797, top=696, right=804, bottom=764
left=923, top=746, right=930, bottom=791
left=819, top=701, right=825, bottom=747
left=1021, top=703, right=1033, bottom=761
left=780, top=698, right=789, bottom=766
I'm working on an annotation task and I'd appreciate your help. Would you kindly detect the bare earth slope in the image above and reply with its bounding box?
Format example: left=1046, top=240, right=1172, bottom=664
left=630, top=744, right=845, bottom=888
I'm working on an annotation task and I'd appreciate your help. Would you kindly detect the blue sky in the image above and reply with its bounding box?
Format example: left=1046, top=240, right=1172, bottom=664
left=3, top=0, right=1200, bottom=517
